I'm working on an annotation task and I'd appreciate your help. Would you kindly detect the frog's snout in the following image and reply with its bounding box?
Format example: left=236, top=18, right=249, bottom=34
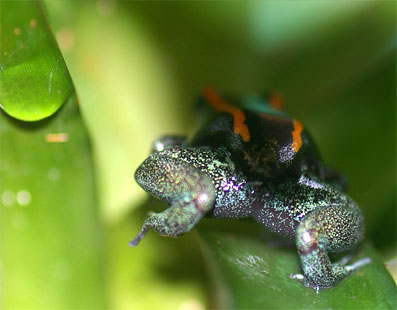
left=134, top=159, right=152, bottom=190
left=134, top=153, right=169, bottom=194
left=134, top=164, right=144, bottom=187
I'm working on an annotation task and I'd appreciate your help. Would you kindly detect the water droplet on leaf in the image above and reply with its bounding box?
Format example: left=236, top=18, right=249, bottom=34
left=17, top=190, right=31, bottom=206
left=1, top=190, right=15, bottom=207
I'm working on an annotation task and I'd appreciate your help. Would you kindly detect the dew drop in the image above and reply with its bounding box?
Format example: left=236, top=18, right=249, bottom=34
left=1, top=190, right=15, bottom=207
left=13, top=28, right=21, bottom=36
left=17, top=190, right=31, bottom=206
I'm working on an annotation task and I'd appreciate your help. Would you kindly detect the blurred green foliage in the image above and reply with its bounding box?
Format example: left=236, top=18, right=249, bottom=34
left=1, top=0, right=396, bottom=309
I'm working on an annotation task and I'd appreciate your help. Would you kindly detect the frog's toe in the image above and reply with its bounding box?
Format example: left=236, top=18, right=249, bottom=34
left=344, top=257, right=371, bottom=272
left=129, top=226, right=150, bottom=247
left=331, top=256, right=371, bottom=276
left=289, top=273, right=305, bottom=281
left=290, top=274, right=321, bottom=293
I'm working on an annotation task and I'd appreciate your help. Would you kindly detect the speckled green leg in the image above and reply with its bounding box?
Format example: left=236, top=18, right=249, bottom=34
left=293, top=204, right=368, bottom=289
left=130, top=196, right=206, bottom=246
left=131, top=149, right=216, bottom=246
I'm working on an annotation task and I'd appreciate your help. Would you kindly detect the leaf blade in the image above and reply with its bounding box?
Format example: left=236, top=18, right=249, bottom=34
left=0, top=96, right=107, bottom=309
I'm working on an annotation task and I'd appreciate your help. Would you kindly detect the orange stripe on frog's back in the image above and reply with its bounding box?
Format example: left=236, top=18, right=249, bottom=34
left=203, top=87, right=251, bottom=142
left=291, top=120, right=303, bottom=153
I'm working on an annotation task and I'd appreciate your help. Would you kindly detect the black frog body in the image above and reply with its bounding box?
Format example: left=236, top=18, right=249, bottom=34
left=131, top=88, right=369, bottom=290
left=190, top=88, right=324, bottom=181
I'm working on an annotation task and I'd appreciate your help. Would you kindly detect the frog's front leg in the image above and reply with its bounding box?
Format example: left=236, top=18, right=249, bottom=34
left=130, top=149, right=216, bottom=246
left=294, top=203, right=369, bottom=289
left=130, top=194, right=207, bottom=246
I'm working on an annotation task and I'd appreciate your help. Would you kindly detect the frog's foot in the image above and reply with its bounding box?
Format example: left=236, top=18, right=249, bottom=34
left=295, top=204, right=367, bottom=289
left=129, top=206, right=191, bottom=247
left=290, top=257, right=371, bottom=292
left=129, top=225, right=149, bottom=247
left=129, top=211, right=158, bottom=247
left=289, top=273, right=321, bottom=293
left=130, top=196, right=209, bottom=247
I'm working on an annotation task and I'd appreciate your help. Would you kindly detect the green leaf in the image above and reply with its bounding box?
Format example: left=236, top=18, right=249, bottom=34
left=0, top=1, right=106, bottom=308
left=0, top=1, right=73, bottom=121
left=0, top=96, right=107, bottom=309
left=198, top=219, right=397, bottom=309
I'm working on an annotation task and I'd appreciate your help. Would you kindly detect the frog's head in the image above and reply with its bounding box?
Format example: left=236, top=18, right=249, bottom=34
left=135, top=148, right=216, bottom=208
left=135, top=149, right=198, bottom=203
left=135, top=152, right=171, bottom=202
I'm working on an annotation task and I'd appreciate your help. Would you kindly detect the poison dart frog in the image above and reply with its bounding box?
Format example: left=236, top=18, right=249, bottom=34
left=130, top=87, right=370, bottom=291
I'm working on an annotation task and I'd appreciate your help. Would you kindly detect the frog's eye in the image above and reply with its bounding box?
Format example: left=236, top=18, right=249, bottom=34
left=153, top=140, right=165, bottom=152
left=268, top=92, right=284, bottom=110
left=151, top=136, right=186, bottom=154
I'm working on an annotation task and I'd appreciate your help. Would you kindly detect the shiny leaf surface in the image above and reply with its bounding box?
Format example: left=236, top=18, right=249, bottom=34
left=198, top=219, right=397, bottom=309
left=0, top=97, right=107, bottom=309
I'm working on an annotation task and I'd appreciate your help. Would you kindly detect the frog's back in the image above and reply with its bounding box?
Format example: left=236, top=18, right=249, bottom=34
left=189, top=88, right=324, bottom=181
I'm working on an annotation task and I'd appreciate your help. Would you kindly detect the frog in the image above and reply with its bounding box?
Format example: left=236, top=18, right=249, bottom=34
left=130, top=87, right=370, bottom=291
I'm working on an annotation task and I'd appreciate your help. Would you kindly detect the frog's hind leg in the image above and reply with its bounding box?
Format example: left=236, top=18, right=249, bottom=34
left=293, top=203, right=369, bottom=289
